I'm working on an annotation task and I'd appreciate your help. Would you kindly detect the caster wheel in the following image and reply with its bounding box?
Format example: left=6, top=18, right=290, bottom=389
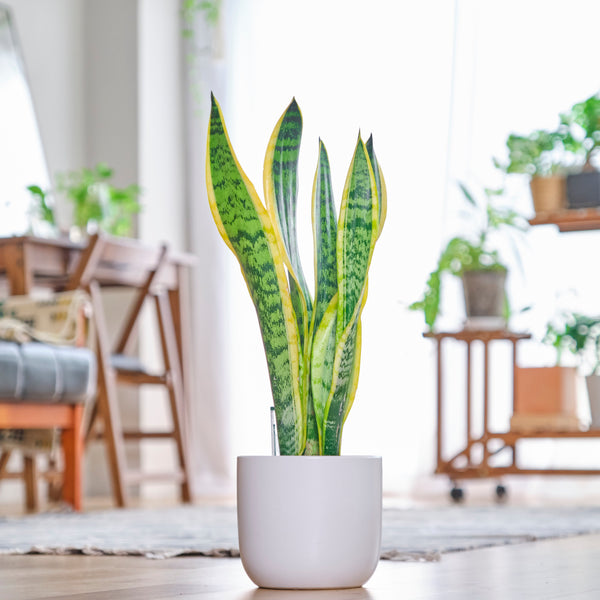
left=495, top=484, right=507, bottom=501
left=450, top=487, right=464, bottom=503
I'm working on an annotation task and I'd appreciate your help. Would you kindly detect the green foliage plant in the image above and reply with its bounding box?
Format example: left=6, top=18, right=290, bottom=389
left=559, top=92, right=600, bottom=171
left=206, top=94, right=386, bottom=456
left=409, top=184, right=527, bottom=331
left=544, top=312, right=600, bottom=375
left=495, top=91, right=600, bottom=178
left=26, top=184, right=55, bottom=227
left=494, top=129, right=568, bottom=177
left=27, top=163, right=141, bottom=237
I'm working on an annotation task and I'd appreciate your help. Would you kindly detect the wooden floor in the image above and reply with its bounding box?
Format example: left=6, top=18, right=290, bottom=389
left=1, top=531, right=599, bottom=599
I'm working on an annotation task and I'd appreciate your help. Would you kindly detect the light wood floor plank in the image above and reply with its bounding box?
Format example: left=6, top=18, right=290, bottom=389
left=2, top=533, right=600, bottom=599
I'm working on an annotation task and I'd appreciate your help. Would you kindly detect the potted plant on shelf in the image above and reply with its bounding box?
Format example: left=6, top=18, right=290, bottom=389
left=560, top=92, right=600, bottom=209
left=494, top=128, right=569, bottom=214
left=544, top=312, right=600, bottom=429
left=206, top=94, right=386, bottom=589
left=27, top=163, right=142, bottom=238
left=409, top=184, right=527, bottom=331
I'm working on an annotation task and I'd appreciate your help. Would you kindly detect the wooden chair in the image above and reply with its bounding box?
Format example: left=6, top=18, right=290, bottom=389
left=67, top=233, right=192, bottom=507
left=0, top=292, right=96, bottom=511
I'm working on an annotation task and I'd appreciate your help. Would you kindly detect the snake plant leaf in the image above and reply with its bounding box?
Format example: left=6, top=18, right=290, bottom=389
left=366, top=135, right=387, bottom=239
left=311, top=139, right=338, bottom=336
left=206, top=93, right=304, bottom=455
left=264, top=98, right=312, bottom=354
left=304, top=388, right=320, bottom=455
left=336, top=134, right=379, bottom=341
left=322, top=278, right=369, bottom=454
left=322, top=310, right=362, bottom=455
left=310, top=293, right=338, bottom=449
left=342, top=318, right=362, bottom=424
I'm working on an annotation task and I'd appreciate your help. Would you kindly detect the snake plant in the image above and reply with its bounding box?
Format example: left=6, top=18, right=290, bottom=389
left=206, top=94, right=386, bottom=455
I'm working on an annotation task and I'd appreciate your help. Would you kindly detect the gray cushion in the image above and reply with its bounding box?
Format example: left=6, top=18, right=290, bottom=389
left=0, top=341, right=96, bottom=404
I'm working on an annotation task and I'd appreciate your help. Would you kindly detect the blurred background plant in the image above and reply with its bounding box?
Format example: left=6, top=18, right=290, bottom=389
left=544, top=312, right=600, bottom=375
left=409, top=183, right=528, bottom=330
left=27, top=163, right=142, bottom=238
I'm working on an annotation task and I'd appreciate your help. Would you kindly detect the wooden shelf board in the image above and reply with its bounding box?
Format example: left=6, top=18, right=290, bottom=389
left=529, top=208, right=600, bottom=232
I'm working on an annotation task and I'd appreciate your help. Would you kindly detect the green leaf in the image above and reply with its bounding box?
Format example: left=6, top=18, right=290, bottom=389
left=310, top=294, right=338, bottom=450
left=366, top=135, right=387, bottom=239
left=311, top=140, right=337, bottom=336
left=336, top=134, right=378, bottom=340
left=322, top=305, right=363, bottom=455
left=206, top=93, right=304, bottom=455
left=264, top=98, right=313, bottom=349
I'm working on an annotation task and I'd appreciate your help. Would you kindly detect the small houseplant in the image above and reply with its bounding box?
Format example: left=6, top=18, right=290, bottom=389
left=560, top=92, right=600, bottom=208
left=206, top=94, right=385, bottom=589
left=494, top=128, right=569, bottom=213
left=410, top=184, right=526, bottom=331
left=27, top=163, right=142, bottom=238
left=544, top=312, right=600, bottom=428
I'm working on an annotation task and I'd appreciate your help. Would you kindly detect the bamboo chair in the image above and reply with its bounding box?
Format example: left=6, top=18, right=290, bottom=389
left=67, top=233, right=191, bottom=507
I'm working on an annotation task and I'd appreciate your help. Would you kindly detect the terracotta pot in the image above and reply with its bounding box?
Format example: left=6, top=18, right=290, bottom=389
left=511, top=366, right=580, bottom=432
left=529, top=175, right=566, bottom=213
left=237, top=455, right=382, bottom=589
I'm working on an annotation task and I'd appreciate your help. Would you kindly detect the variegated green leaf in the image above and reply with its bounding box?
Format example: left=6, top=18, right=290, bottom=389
left=304, top=389, right=320, bottom=455
left=342, top=318, right=362, bottom=424
left=366, top=135, right=387, bottom=239
left=206, top=94, right=304, bottom=455
left=336, top=135, right=378, bottom=341
left=264, top=98, right=312, bottom=353
left=322, top=310, right=362, bottom=455
left=310, top=293, right=338, bottom=450
left=311, top=139, right=338, bottom=335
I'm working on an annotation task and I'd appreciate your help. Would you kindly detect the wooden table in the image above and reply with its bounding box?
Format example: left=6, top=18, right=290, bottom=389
left=0, top=235, right=196, bottom=460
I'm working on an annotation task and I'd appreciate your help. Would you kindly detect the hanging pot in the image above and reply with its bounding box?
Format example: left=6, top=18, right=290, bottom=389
left=237, top=455, right=382, bottom=589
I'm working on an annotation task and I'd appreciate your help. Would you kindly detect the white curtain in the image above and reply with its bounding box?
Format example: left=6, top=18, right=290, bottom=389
left=187, top=0, right=600, bottom=499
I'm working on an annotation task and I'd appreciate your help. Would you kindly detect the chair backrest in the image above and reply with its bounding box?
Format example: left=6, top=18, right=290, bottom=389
left=67, top=233, right=169, bottom=355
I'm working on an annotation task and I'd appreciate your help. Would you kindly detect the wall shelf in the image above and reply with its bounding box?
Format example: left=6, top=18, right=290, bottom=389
left=528, top=208, right=600, bottom=232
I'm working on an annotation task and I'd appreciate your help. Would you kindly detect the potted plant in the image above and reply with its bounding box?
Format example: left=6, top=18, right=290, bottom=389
left=206, top=94, right=386, bottom=589
left=27, top=163, right=142, bottom=238
left=544, top=312, right=600, bottom=429
left=409, top=184, right=526, bottom=331
left=560, top=92, right=600, bottom=209
left=494, top=128, right=569, bottom=214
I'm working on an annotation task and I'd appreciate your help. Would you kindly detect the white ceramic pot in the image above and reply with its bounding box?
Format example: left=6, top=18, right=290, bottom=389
left=237, top=455, right=382, bottom=590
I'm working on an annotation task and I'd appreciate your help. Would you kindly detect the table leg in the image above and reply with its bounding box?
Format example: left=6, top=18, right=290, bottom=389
left=436, top=338, right=443, bottom=470
left=5, top=241, right=32, bottom=294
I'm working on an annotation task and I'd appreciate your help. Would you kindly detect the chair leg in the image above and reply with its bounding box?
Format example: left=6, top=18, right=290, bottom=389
left=62, top=404, right=84, bottom=511
left=24, top=456, right=39, bottom=512
left=89, top=281, right=129, bottom=508
left=47, top=454, right=63, bottom=503
left=0, top=450, right=11, bottom=479
left=156, top=293, right=192, bottom=502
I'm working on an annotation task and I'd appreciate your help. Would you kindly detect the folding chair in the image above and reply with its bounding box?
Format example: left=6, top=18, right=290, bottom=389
left=67, top=233, right=192, bottom=507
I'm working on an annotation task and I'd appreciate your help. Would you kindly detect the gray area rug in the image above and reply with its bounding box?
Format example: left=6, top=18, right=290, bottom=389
left=1, top=505, right=600, bottom=562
